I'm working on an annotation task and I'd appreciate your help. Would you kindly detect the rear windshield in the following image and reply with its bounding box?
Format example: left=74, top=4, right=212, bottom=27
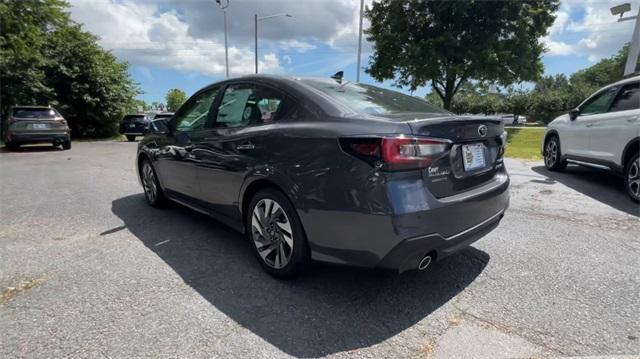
left=302, top=79, right=450, bottom=117
left=122, top=115, right=144, bottom=121
left=154, top=114, right=173, bottom=119
left=12, top=108, right=57, bottom=119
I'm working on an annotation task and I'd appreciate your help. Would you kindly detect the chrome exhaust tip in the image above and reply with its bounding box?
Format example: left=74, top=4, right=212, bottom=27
left=418, top=255, right=432, bottom=271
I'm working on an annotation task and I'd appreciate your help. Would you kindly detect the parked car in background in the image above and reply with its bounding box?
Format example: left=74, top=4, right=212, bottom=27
left=499, top=114, right=527, bottom=126
left=2, top=106, right=71, bottom=150
left=120, top=112, right=174, bottom=141
left=542, top=75, right=640, bottom=202
left=136, top=75, right=510, bottom=277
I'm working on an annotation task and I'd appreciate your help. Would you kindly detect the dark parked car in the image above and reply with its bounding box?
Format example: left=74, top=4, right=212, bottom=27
left=120, top=112, right=174, bottom=141
left=2, top=106, right=71, bottom=150
left=136, top=75, right=510, bottom=277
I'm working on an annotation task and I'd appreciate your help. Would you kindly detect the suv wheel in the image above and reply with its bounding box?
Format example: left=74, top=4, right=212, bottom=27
left=246, top=188, right=309, bottom=278
left=141, top=159, right=166, bottom=207
left=544, top=136, right=567, bottom=171
left=62, top=140, right=71, bottom=150
left=126, top=135, right=136, bottom=142
left=5, top=142, right=19, bottom=150
left=625, top=153, right=640, bottom=203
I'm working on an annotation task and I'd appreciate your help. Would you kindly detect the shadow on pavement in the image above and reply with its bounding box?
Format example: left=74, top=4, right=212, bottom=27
left=0, top=144, right=62, bottom=153
left=111, top=194, right=489, bottom=357
left=532, top=165, right=639, bottom=217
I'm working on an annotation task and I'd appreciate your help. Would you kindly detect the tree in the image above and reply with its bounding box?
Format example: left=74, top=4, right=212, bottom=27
left=365, top=0, right=559, bottom=110
left=0, top=0, right=68, bottom=117
left=0, top=0, right=139, bottom=137
left=165, top=88, right=187, bottom=112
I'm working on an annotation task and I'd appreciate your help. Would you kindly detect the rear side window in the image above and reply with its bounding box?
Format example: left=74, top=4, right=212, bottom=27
left=214, top=84, right=284, bottom=127
left=12, top=108, right=57, bottom=119
left=609, top=82, right=640, bottom=112
left=302, top=79, right=450, bottom=118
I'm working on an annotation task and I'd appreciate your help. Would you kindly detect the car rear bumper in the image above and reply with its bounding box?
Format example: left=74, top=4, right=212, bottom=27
left=7, top=132, right=70, bottom=144
left=302, top=172, right=510, bottom=272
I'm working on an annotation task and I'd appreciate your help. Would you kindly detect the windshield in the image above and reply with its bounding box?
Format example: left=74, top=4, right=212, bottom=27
left=302, top=79, right=450, bottom=118
left=12, top=108, right=57, bottom=119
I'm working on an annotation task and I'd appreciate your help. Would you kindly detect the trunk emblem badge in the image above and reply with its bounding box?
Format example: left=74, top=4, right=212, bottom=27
left=478, top=125, right=488, bottom=137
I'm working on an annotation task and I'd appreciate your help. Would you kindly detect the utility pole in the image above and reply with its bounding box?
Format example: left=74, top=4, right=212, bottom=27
left=255, top=14, right=258, bottom=74
left=356, top=0, right=364, bottom=83
left=611, top=3, right=639, bottom=76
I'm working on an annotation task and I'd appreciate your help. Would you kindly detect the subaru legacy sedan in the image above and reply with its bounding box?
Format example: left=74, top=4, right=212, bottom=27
left=136, top=75, right=509, bottom=277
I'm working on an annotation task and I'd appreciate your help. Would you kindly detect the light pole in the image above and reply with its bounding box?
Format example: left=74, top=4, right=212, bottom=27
left=255, top=13, right=292, bottom=74
left=356, top=0, right=364, bottom=82
left=611, top=3, right=639, bottom=76
left=215, top=0, right=230, bottom=78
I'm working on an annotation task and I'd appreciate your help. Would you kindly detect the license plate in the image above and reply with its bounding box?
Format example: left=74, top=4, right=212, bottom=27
left=462, top=143, right=486, bottom=171
left=129, top=124, right=136, bottom=128
left=32, top=123, right=48, bottom=129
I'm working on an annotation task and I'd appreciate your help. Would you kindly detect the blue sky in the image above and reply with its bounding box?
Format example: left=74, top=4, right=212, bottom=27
left=68, top=0, right=637, bottom=105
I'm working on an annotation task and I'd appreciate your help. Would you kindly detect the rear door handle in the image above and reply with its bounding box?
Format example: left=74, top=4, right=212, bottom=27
left=236, top=142, right=255, bottom=151
left=184, top=144, right=195, bottom=152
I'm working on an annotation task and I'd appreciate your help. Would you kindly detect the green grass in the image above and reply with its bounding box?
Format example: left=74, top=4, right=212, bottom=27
left=505, top=127, right=545, bottom=160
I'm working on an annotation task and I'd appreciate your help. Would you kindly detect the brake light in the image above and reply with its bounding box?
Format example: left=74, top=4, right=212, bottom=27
left=381, top=137, right=449, bottom=170
left=340, top=136, right=450, bottom=171
left=8, top=117, right=17, bottom=125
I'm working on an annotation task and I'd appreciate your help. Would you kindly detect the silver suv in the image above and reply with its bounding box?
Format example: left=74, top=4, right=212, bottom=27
left=3, top=106, right=71, bottom=150
left=542, top=76, right=640, bottom=202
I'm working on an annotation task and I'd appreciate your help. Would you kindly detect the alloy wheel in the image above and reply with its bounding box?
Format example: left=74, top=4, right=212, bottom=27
left=142, top=162, right=157, bottom=203
left=628, top=158, right=640, bottom=200
left=251, top=198, right=293, bottom=269
left=545, top=139, right=558, bottom=168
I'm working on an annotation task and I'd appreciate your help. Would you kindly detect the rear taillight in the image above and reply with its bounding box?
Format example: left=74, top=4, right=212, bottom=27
left=55, top=118, right=67, bottom=126
left=340, top=136, right=450, bottom=171
left=8, top=117, right=17, bottom=125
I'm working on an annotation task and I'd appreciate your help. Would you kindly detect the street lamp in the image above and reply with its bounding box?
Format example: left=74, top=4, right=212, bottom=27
left=610, top=2, right=639, bottom=76
left=255, top=13, right=292, bottom=74
left=215, top=0, right=230, bottom=78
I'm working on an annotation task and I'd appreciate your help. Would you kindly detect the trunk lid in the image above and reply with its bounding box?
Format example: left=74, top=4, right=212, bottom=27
left=407, top=116, right=506, bottom=199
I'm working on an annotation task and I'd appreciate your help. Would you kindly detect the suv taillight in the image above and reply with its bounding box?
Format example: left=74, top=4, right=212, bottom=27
left=340, top=136, right=451, bottom=171
left=8, top=117, right=17, bottom=125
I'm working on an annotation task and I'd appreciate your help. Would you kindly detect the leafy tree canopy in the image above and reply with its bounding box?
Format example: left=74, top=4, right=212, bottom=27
left=366, top=0, right=559, bottom=110
left=165, top=88, right=187, bottom=112
left=0, top=0, right=139, bottom=137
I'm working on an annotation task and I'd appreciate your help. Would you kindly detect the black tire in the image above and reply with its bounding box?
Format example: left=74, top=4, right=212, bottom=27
left=544, top=135, right=567, bottom=171
left=624, top=152, right=640, bottom=203
left=140, top=158, right=167, bottom=207
left=5, top=142, right=19, bottom=150
left=62, top=140, right=71, bottom=150
left=126, top=135, right=136, bottom=142
left=246, top=188, right=310, bottom=278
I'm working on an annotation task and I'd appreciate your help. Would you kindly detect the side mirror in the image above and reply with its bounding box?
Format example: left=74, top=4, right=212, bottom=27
left=569, top=108, right=579, bottom=121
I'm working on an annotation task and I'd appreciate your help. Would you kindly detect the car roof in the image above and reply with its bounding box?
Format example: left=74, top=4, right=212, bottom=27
left=603, top=75, right=640, bottom=89
left=13, top=106, right=52, bottom=109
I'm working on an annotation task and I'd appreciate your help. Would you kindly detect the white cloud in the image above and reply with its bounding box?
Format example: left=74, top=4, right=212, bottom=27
left=543, top=0, right=636, bottom=61
left=69, top=0, right=282, bottom=76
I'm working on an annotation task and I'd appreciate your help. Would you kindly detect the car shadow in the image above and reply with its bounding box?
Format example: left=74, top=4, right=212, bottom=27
left=111, top=194, right=489, bottom=357
left=532, top=165, right=639, bottom=217
left=0, top=144, right=61, bottom=153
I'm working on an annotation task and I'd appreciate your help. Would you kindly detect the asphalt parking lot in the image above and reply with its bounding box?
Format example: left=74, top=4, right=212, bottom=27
left=0, top=141, right=638, bottom=358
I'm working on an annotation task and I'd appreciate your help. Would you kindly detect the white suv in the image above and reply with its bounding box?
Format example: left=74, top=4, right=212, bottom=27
left=542, top=75, right=640, bottom=202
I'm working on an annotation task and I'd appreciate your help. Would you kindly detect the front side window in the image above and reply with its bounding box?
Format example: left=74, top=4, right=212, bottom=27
left=215, top=84, right=285, bottom=127
left=172, top=87, right=219, bottom=132
left=580, top=87, right=618, bottom=115
left=609, top=82, right=640, bottom=113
